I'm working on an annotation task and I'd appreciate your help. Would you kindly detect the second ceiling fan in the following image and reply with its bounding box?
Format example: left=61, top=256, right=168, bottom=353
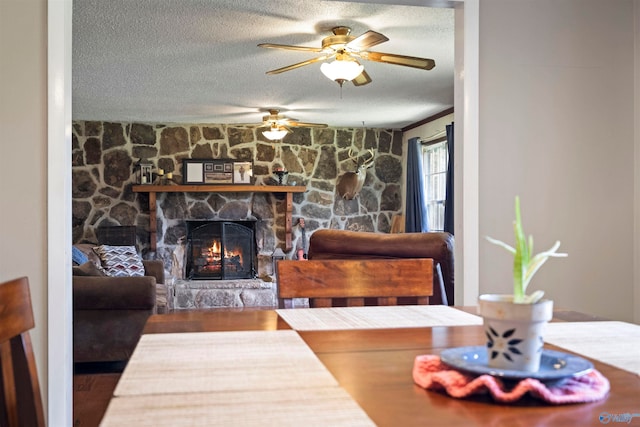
left=245, top=109, right=327, bottom=140
left=258, top=26, right=435, bottom=87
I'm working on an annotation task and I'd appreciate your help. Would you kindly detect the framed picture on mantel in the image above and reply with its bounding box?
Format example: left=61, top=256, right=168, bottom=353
left=183, top=159, right=233, bottom=185
left=233, top=161, right=253, bottom=185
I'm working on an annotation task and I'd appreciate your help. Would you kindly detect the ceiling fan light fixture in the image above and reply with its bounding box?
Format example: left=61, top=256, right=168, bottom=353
left=262, top=125, right=289, bottom=141
left=320, top=59, right=364, bottom=86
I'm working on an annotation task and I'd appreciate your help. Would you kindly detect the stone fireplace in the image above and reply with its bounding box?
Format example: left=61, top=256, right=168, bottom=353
left=71, top=120, right=406, bottom=309
left=185, top=220, right=256, bottom=280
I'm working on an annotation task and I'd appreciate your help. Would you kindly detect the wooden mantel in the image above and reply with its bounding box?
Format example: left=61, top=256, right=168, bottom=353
left=132, top=184, right=306, bottom=252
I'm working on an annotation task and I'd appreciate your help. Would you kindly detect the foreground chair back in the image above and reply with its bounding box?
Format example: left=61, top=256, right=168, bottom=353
left=277, top=258, right=433, bottom=308
left=307, top=229, right=454, bottom=305
left=0, top=277, right=45, bottom=427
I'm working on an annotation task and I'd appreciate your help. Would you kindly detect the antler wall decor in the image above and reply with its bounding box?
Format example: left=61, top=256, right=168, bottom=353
left=335, top=149, right=376, bottom=200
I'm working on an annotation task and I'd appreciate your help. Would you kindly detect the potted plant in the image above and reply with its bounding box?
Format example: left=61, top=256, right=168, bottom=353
left=480, top=196, right=567, bottom=372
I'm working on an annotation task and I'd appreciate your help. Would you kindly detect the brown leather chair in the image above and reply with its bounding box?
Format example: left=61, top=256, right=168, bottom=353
left=308, top=229, right=454, bottom=305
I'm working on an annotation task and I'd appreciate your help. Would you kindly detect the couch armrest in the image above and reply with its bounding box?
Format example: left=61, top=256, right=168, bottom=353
left=73, top=276, right=156, bottom=310
left=143, top=259, right=165, bottom=284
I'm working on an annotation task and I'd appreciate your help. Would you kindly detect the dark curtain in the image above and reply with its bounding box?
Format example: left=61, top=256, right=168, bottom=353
left=444, top=122, right=454, bottom=234
left=405, top=137, right=429, bottom=232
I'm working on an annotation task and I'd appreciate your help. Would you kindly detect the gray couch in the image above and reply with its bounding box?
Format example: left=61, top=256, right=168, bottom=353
left=73, top=256, right=165, bottom=364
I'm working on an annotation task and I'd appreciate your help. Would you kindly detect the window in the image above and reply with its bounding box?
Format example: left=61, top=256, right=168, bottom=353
left=422, top=140, right=448, bottom=232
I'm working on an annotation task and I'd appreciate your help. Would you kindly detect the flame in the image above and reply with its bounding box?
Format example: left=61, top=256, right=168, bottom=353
left=202, top=241, right=244, bottom=265
left=203, top=240, right=222, bottom=259
left=224, top=246, right=244, bottom=265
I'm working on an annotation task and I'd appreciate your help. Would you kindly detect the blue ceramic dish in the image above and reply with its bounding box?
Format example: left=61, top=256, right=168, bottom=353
left=440, top=346, right=593, bottom=382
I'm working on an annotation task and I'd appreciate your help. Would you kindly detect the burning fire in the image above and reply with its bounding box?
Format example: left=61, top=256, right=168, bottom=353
left=200, top=240, right=243, bottom=266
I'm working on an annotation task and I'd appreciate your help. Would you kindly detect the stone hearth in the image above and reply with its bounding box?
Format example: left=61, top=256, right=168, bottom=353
left=170, top=278, right=276, bottom=310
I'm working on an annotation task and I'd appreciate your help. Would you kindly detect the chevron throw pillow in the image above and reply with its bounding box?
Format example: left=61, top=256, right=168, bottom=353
left=94, top=245, right=145, bottom=277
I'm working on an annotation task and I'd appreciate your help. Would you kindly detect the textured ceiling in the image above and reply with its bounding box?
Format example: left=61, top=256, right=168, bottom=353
left=73, top=0, right=455, bottom=129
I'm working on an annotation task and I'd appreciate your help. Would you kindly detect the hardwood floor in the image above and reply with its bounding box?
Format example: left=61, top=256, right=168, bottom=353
left=73, top=363, right=124, bottom=427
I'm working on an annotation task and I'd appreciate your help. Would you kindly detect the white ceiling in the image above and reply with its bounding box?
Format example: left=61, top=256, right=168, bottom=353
left=72, top=0, right=455, bottom=130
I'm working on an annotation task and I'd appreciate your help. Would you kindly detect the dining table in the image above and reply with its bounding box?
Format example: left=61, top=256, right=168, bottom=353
left=99, top=305, right=640, bottom=426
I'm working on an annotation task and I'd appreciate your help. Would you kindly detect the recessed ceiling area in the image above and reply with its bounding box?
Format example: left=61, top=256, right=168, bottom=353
left=72, top=0, right=454, bottom=129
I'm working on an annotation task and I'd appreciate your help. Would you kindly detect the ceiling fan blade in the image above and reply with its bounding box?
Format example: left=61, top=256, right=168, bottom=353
left=286, top=121, right=328, bottom=128
left=230, top=123, right=262, bottom=127
left=346, top=30, right=389, bottom=51
left=265, top=54, right=334, bottom=75
left=258, top=43, right=323, bottom=53
left=359, top=51, right=435, bottom=70
left=351, top=70, right=372, bottom=87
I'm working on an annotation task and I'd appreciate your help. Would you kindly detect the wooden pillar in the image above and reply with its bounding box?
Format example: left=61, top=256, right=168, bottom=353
left=149, top=192, right=157, bottom=251
left=284, top=192, right=293, bottom=251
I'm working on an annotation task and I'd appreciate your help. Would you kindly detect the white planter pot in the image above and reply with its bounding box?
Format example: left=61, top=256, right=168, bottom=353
left=478, top=294, right=553, bottom=372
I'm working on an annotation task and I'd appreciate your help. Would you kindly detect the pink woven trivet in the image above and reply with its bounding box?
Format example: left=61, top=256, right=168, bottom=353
left=413, top=355, right=609, bottom=404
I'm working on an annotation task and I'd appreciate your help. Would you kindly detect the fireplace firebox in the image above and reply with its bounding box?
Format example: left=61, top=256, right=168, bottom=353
left=185, top=220, right=256, bottom=280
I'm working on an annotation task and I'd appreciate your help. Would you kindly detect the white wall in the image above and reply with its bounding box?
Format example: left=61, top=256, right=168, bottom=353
left=0, top=0, right=49, bottom=414
left=634, top=0, right=640, bottom=324
left=478, top=0, right=636, bottom=322
left=28, top=1, right=640, bottom=424
left=1, top=1, right=72, bottom=425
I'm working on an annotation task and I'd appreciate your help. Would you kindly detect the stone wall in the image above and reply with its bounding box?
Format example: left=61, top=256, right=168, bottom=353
left=72, top=120, right=404, bottom=278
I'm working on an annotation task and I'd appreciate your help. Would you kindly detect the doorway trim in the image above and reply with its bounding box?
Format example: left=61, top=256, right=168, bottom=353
left=46, top=1, right=480, bottom=425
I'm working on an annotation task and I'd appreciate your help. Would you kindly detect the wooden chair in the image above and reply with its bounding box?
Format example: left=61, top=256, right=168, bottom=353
left=276, top=258, right=433, bottom=309
left=0, top=277, right=45, bottom=427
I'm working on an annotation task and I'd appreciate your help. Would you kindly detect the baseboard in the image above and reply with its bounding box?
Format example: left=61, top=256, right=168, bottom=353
left=74, top=360, right=127, bottom=375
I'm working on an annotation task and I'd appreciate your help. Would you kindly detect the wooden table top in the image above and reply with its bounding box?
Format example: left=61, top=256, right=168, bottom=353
left=132, top=307, right=640, bottom=427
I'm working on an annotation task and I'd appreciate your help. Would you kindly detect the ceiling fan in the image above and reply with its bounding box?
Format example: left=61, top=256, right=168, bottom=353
left=238, top=109, right=327, bottom=140
left=258, top=26, right=435, bottom=87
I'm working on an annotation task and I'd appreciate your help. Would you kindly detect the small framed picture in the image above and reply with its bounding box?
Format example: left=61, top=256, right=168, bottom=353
left=183, top=159, right=205, bottom=184
left=233, top=161, right=253, bottom=184
left=183, top=159, right=234, bottom=184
